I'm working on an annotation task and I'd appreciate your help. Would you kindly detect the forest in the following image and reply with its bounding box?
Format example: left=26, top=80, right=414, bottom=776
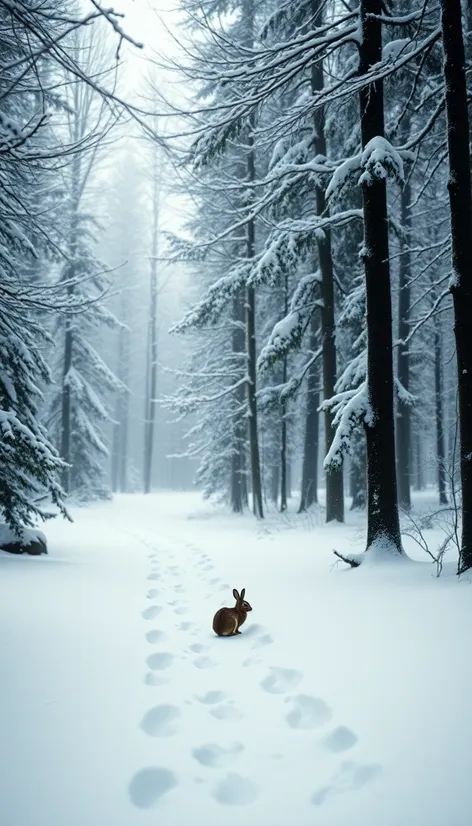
left=1, top=0, right=472, bottom=825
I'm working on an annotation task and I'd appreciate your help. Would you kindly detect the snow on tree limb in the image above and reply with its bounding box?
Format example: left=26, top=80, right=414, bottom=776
left=258, top=272, right=321, bottom=371
left=326, top=139, right=415, bottom=202
left=171, top=264, right=250, bottom=332
left=322, top=382, right=369, bottom=470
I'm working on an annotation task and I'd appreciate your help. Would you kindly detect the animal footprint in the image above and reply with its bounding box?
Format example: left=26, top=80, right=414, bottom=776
left=323, top=726, right=358, bottom=753
left=209, top=578, right=220, bottom=585
left=244, top=624, right=265, bottom=638
left=147, top=589, right=159, bottom=600
left=177, top=621, right=194, bottom=631
left=210, top=704, right=243, bottom=721
left=285, top=695, right=333, bottom=729
left=252, top=633, right=273, bottom=649
left=146, top=630, right=167, bottom=644
left=147, top=573, right=159, bottom=581
left=189, top=643, right=206, bottom=653
left=140, top=705, right=181, bottom=737
left=174, top=607, right=189, bottom=615
left=144, top=673, right=168, bottom=687
left=261, top=667, right=302, bottom=694
left=196, top=690, right=227, bottom=705
left=192, top=742, right=244, bottom=768
left=147, top=652, right=174, bottom=671
left=128, top=767, right=177, bottom=808
left=212, top=773, right=259, bottom=806
left=193, top=656, right=217, bottom=669
left=142, top=606, right=162, bottom=620
left=242, top=656, right=261, bottom=667
left=311, top=760, right=382, bottom=806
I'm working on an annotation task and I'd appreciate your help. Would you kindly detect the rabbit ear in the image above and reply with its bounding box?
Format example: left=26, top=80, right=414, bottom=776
left=241, top=588, right=246, bottom=599
left=233, top=588, right=240, bottom=600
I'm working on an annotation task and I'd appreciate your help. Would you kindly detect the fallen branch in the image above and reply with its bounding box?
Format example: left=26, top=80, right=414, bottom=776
left=333, top=549, right=361, bottom=567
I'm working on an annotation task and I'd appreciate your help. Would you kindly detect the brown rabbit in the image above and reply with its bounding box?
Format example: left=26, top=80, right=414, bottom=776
left=212, top=588, right=252, bottom=636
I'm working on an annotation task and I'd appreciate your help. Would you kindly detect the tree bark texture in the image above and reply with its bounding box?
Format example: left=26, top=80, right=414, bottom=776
left=441, top=0, right=472, bottom=571
left=298, top=312, right=320, bottom=512
left=230, top=296, right=246, bottom=513
left=359, top=0, right=402, bottom=553
left=311, top=0, right=344, bottom=522
left=434, top=317, right=448, bottom=505
left=396, top=176, right=412, bottom=510
left=245, top=118, right=264, bottom=518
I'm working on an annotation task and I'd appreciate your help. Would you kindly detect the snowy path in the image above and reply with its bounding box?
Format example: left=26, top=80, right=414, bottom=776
left=1, top=493, right=471, bottom=826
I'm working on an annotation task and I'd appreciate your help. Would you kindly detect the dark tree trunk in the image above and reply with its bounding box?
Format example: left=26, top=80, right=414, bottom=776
left=280, top=274, right=289, bottom=512
left=311, top=0, right=344, bottom=523
left=231, top=296, right=246, bottom=513
left=246, top=281, right=264, bottom=518
left=350, top=429, right=367, bottom=510
left=441, top=0, right=472, bottom=571
left=298, top=313, right=319, bottom=512
left=280, top=395, right=288, bottom=511
left=245, top=118, right=264, bottom=518
left=396, top=174, right=412, bottom=511
left=441, top=0, right=472, bottom=573
left=434, top=318, right=448, bottom=505
left=359, top=0, right=402, bottom=554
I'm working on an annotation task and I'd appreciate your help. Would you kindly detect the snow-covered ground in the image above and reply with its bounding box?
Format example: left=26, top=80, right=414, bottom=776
left=1, top=492, right=471, bottom=826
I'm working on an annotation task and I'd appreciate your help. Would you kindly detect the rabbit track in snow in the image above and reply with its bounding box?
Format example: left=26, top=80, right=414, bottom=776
left=132, top=533, right=382, bottom=815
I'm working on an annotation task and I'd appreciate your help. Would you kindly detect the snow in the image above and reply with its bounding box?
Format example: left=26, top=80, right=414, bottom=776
left=326, top=153, right=362, bottom=200
left=1, top=492, right=471, bottom=826
left=382, top=39, right=414, bottom=63
left=322, top=382, right=369, bottom=468
left=0, top=523, right=46, bottom=547
left=360, top=137, right=405, bottom=185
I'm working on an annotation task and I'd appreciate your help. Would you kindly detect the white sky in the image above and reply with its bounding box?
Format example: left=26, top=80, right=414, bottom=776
left=108, top=0, right=192, bottom=236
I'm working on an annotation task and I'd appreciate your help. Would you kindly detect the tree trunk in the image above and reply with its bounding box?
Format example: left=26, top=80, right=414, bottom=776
left=280, top=392, right=288, bottom=512
left=230, top=296, right=246, bottom=513
left=350, top=429, right=367, bottom=510
left=271, top=458, right=280, bottom=505
left=311, top=0, right=344, bottom=523
left=60, top=319, right=73, bottom=493
left=143, top=154, right=160, bottom=494
left=246, top=281, right=264, bottom=518
left=280, top=274, right=289, bottom=512
left=60, top=152, right=81, bottom=494
left=359, top=0, right=402, bottom=554
left=298, top=312, right=319, bottom=512
left=111, top=326, right=125, bottom=493
left=245, top=116, right=264, bottom=518
left=413, top=428, right=424, bottom=491
left=396, top=173, right=412, bottom=510
left=440, top=0, right=472, bottom=572
left=434, top=317, right=448, bottom=505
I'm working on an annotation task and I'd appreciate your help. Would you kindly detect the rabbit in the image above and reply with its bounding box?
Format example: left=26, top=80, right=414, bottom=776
left=212, top=588, right=252, bottom=636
